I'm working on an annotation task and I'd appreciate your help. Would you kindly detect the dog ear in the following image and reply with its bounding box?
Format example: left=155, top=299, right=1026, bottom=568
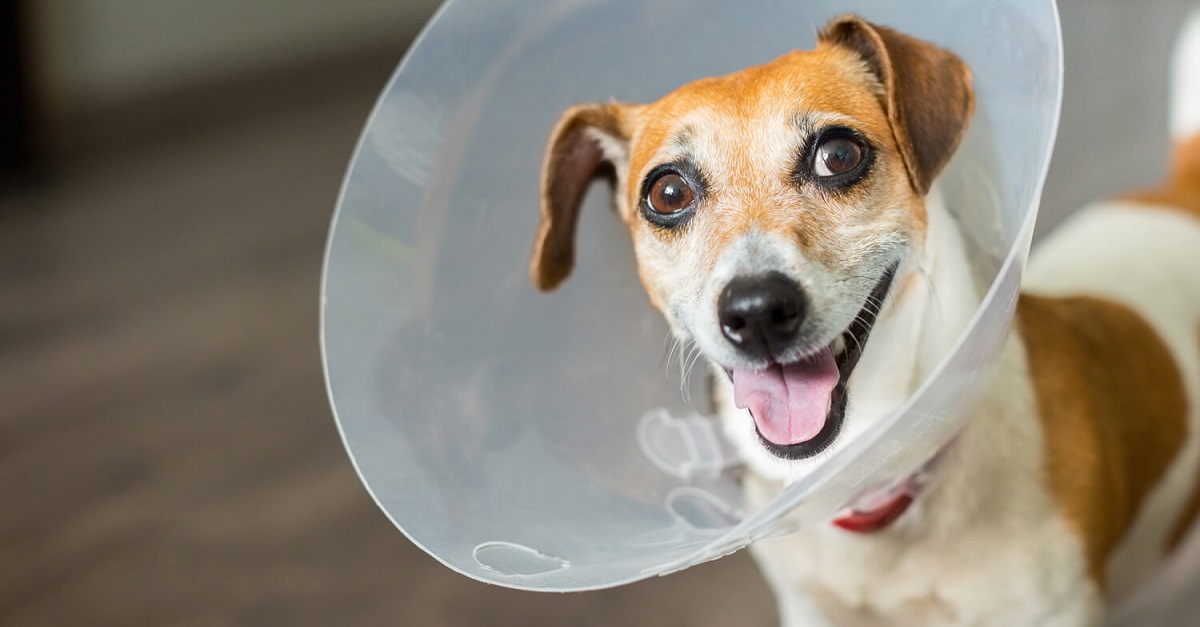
left=532, top=102, right=636, bottom=291
left=820, top=15, right=974, bottom=195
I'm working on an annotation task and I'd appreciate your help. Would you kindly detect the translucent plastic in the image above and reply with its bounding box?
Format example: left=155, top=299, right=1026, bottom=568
left=321, top=0, right=1062, bottom=592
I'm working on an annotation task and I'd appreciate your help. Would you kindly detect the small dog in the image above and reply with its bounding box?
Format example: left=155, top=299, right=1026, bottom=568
left=531, top=14, right=1200, bottom=626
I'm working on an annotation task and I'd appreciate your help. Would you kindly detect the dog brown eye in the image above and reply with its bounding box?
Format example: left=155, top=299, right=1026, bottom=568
left=814, top=137, right=864, bottom=177
left=648, top=173, right=694, bottom=214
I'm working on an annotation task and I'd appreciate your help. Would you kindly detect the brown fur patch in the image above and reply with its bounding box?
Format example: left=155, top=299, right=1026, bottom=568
left=1017, top=294, right=1189, bottom=590
left=1123, top=133, right=1200, bottom=219
left=620, top=44, right=919, bottom=274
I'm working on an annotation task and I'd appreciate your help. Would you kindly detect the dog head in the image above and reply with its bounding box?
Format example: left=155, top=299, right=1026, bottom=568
left=531, top=15, right=973, bottom=469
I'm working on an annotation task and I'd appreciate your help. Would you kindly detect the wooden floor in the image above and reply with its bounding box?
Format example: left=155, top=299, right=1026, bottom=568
left=0, top=67, right=774, bottom=627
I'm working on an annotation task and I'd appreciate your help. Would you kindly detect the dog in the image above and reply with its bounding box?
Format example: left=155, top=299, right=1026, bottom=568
left=530, top=14, right=1200, bottom=626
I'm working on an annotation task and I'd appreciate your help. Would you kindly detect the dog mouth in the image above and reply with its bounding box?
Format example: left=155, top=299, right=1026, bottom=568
left=725, top=263, right=898, bottom=460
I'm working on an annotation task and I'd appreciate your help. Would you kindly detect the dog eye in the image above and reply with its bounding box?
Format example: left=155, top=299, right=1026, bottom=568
left=813, top=137, right=865, bottom=177
left=647, top=173, right=694, bottom=214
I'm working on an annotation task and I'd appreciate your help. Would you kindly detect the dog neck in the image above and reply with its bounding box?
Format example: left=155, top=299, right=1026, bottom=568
left=824, top=187, right=983, bottom=533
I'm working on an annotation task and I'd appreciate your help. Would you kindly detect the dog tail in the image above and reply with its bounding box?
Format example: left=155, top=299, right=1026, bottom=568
left=1171, top=10, right=1200, bottom=144
left=1125, top=14, right=1200, bottom=213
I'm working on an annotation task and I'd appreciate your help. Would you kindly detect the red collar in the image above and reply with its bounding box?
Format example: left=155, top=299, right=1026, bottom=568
left=832, top=490, right=916, bottom=533
left=831, top=466, right=933, bottom=534
left=831, top=441, right=954, bottom=534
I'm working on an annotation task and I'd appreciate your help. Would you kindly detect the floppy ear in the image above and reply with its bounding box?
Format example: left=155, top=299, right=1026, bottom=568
left=532, top=102, right=636, bottom=291
left=819, top=15, right=974, bottom=195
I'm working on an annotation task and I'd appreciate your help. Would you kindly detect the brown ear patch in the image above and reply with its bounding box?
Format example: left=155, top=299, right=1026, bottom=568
left=532, top=103, right=634, bottom=291
left=819, top=15, right=974, bottom=195
left=1018, top=294, right=1189, bottom=590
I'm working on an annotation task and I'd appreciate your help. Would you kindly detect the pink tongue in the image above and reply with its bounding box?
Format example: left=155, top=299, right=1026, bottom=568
left=731, top=348, right=839, bottom=446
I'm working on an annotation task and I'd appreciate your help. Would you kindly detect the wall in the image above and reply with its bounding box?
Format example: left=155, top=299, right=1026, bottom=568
left=32, top=0, right=442, bottom=111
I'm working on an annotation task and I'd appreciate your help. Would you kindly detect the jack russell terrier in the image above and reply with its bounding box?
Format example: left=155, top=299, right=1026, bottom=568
left=530, top=14, right=1200, bottom=626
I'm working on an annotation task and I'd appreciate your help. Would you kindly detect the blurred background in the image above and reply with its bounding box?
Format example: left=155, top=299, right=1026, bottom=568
left=1, top=1, right=1197, bottom=625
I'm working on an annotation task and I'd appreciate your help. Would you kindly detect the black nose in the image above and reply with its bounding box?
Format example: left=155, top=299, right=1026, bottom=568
left=718, top=272, right=807, bottom=359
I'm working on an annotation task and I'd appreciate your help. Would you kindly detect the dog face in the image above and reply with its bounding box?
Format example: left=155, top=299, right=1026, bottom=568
left=532, top=16, right=972, bottom=464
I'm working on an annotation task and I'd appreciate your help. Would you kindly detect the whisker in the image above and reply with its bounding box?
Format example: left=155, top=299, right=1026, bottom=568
left=686, top=345, right=704, bottom=379
left=844, top=322, right=866, bottom=354
left=664, top=334, right=681, bottom=378
left=862, top=296, right=884, bottom=317
left=679, top=340, right=695, bottom=378
left=681, top=344, right=705, bottom=403
left=674, top=338, right=695, bottom=395
left=917, top=264, right=943, bottom=320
